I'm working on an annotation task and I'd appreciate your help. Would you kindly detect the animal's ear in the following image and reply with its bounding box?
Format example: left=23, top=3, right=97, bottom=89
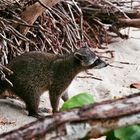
left=83, top=43, right=88, bottom=48
left=74, top=52, right=86, bottom=61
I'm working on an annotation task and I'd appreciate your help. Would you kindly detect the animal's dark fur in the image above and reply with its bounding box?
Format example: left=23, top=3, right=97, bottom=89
left=0, top=47, right=107, bottom=117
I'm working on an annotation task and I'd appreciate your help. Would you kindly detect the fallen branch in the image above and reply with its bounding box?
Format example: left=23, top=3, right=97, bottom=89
left=19, top=0, right=63, bottom=35
left=118, top=18, right=140, bottom=28
left=77, top=76, right=103, bottom=81
left=1, top=93, right=140, bottom=139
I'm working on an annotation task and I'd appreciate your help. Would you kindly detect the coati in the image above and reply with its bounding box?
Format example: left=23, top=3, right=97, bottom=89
left=0, top=46, right=107, bottom=117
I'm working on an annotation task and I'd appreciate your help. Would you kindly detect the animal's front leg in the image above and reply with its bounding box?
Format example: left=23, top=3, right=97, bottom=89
left=49, top=90, right=61, bottom=113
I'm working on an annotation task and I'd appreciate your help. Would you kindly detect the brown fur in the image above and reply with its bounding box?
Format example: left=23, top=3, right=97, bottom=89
left=0, top=47, right=107, bottom=117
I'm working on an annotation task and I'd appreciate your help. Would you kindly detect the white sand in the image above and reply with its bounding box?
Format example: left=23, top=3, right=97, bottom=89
left=69, top=28, right=140, bottom=101
left=0, top=28, right=140, bottom=139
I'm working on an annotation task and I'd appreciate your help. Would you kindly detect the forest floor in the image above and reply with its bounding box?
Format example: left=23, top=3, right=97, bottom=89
left=0, top=28, right=140, bottom=140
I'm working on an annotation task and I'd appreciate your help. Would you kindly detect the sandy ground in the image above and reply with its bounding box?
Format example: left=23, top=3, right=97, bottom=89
left=0, top=28, right=140, bottom=139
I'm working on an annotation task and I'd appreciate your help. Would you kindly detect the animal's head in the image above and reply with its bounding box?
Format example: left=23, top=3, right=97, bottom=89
left=74, top=46, right=107, bottom=69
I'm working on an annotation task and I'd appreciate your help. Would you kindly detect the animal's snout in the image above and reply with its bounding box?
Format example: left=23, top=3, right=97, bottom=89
left=88, top=57, right=108, bottom=69
left=93, top=58, right=108, bottom=69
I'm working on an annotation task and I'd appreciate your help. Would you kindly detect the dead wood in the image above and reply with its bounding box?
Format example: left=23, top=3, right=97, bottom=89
left=124, top=10, right=140, bottom=19
left=118, top=18, right=140, bottom=28
left=1, top=93, right=140, bottom=140
left=18, top=0, right=63, bottom=35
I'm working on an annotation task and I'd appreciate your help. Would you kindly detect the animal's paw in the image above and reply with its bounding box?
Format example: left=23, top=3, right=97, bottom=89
left=38, top=107, right=52, bottom=114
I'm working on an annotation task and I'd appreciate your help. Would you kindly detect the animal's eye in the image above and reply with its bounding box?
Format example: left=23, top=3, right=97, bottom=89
left=74, top=52, right=87, bottom=60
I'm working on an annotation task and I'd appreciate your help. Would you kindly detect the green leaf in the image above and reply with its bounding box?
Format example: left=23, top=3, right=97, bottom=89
left=114, top=125, right=140, bottom=140
left=106, top=131, right=118, bottom=140
left=60, top=93, right=95, bottom=111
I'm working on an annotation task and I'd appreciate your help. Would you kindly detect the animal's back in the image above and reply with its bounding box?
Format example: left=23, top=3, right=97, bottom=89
left=4, top=52, right=58, bottom=93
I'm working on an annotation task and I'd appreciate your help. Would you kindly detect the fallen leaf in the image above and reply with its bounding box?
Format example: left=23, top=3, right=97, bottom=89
left=0, top=118, right=15, bottom=125
left=130, top=83, right=140, bottom=89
